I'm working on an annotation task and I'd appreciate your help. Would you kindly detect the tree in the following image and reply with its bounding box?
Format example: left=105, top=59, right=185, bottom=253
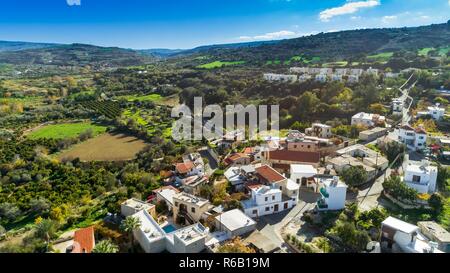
left=341, top=166, right=368, bottom=186
left=92, top=240, right=119, bottom=253
left=216, top=237, right=255, bottom=253
left=29, top=198, right=51, bottom=215
left=327, top=219, right=370, bottom=252
left=384, top=141, right=406, bottom=168
left=0, top=203, right=21, bottom=222
left=121, top=216, right=141, bottom=252
left=35, top=219, right=58, bottom=252
left=382, top=175, right=418, bottom=202
left=429, top=193, right=444, bottom=214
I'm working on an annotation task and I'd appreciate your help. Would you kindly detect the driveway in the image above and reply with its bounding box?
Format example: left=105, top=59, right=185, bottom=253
left=254, top=190, right=317, bottom=252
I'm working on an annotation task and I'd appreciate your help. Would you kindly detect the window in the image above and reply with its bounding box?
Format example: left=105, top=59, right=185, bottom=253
left=265, top=197, right=268, bottom=202
left=252, top=210, right=257, bottom=215
left=293, top=145, right=297, bottom=149
left=412, top=175, right=421, bottom=183
left=191, top=207, right=196, bottom=213
left=296, top=179, right=300, bottom=184
left=265, top=207, right=270, bottom=212
left=272, top=196, right=275, bottom=200
left=174, top=202, right=179, bottom=207
left=279, top=186, right=283, bottom=190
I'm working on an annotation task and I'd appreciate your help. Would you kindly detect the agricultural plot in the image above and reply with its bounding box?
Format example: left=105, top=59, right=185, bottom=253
left=196, top=60, right=245, bottom=69
left=366, top=52, right=393, bottom=62
left=123, top=105, right=173, bottom=139
left=57, top=132, right=148, bottom=162
left=27, top=122, right=107, bottom=140
left=79, top=100, right=122, bottom=119
left=322, top=61, right=348, bottom=67
left=117, top=93, right=162, bottom=102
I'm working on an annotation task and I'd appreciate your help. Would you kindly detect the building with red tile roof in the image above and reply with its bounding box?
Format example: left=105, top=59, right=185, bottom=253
left=71, top=226, right=95, bottom=253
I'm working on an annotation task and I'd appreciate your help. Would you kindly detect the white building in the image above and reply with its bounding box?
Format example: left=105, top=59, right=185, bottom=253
left=153, top=186, right=180, bottom=211
left=289, top=67, right=308, bottom=74
left=121, top=198, right=156, bottom=218
left=351, top=112, right=386, bottom=127
left=320, top=68, right=333, bottom=76
left=392, top=98, right=403, bottom=114
left=133, top=210, right=210, bottom=253
left=316, top=176, right=347, bottom=211
left=385, top=72, right=399, bottom=78
left=298, top=74, right=312, bottom=82
left=331, top=74, right=343, bottom=82
left=417, top=104, right=445, bottom=121
left=398, top=125, right=427, bottom=151
left=263, top=73, right=297, bottom=83
left=214, top=209, right=256, bottom=238
left=347, top=75, right=359, bottom=83
left=241, top=184, right=297, bottom=218
left=366, top=67, right=379, bottom=76
left=290, top=164, right=318, bottom=186
left=349, top=68, right=364, bottom=76
left=381, top=217, right=443, bottom=253
left=315, top=74, right=327, bottom=83
left=335, top=68, right=348, bottom=76
left=305, top=123, right=332, bottom=138
left=403, top=160, right=438, bottom=194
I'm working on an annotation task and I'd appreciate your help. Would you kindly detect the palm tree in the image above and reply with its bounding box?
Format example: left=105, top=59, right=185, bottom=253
left=120, top=216, right=141, bottom=252
left=35, top=219, right=57, bottom=252
left=92, top=240, right=119, bottom=253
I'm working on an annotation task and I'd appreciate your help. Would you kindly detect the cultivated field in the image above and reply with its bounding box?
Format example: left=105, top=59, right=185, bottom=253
left=26, top=122, right=107, bottom=139
left=58, top=132, right=149, bottom=162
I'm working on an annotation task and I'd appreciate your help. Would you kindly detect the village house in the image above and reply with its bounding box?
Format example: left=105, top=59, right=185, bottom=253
left=180, top=175, right=209, bottom=196
left=351, top=112, right=386, bottom=127
left=262, top=149, right=321, bottom=174
left=289, top=67, right=309, bottom=74
left=263, top=73, right=297, bottom=83
left=335, top=68, right=348, bottom=76
left=121, top=198, right=156, bottom=218
left=172, top=192, right=211, bottom=225
left=152, top=186, right=180, bottom=212
left=349, top=68, right=364, bottom=76
left=398, top=124, right=427, bottom=151
left=417, top=221, right=450, bottom=253
left=359, top=127, right=388, bottom=142
left=224, top=153, right=251, bottom=166
left=347, top=74, right=359, bottom=83
left=331, top=74, right=343, bottom=82
left=381, top=216, right=443, bottom=253
left=305, top=123, right=333, bottom=138
left=402, top=160, right=438, bottom=194
left=224, top=165, right=256, bottom=192
left=289, top=164, right=318, bottom=187
left=316, top=176, right=347, bottom=211
left=214, top=209, right=257, bottom=238
left=133, top=209, right=209, bottom=253
left=298, top=74, right=312, bottom=82
left=366, top=67, right=379, bottom=76
left=67, top=226, right=96, bottom=254
left=392, top=98, right=403, bottom=114
left=315, top=74, right=327, bottom=83
left=417, top=103, right=446, bottom=121
left=336, top=144, right=389, bottom=171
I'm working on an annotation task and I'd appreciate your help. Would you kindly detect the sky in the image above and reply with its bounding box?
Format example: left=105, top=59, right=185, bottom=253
left=0, top=0, right=449, bottom=49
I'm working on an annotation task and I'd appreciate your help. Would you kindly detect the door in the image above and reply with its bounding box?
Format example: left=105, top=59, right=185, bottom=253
left=284, top=202, right=289, bottom=209
left=274, top=204, right=279, bottom=212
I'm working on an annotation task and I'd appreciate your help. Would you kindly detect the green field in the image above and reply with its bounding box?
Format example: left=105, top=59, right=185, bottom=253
left=0, top=96, right=44, bottom=107
left=418, top=47, right=434, bottom=56
left=118, top=93, right=162, bottom=102
left=367, top=52, right=393, bottom=62
left=196, top=61, right=245, bottom=69
left=323, top=61, right=348, bottom=67
left=27, top=122, right=107, bottom=140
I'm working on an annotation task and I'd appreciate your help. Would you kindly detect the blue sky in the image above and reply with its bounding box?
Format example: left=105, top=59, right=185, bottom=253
left=0, top=0, right=448, bottom=49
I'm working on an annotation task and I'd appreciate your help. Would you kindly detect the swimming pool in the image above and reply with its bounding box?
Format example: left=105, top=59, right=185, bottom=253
left=162, top=224, right=177, bottom=233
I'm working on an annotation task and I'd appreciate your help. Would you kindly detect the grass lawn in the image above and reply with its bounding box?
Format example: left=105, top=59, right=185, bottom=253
left=438, top=46, right=450, bottom=56
left=0, top=96, right=44, bottom=107
left=118, top=93, right=162, bottom=102
left=367, top=52, right=393, bottom=62
left=27, top=122, right=107, bottom=140
left=196, top=60, right=245, bottom=69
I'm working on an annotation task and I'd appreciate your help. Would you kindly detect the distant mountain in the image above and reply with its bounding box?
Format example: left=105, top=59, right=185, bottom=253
left=138, top=48, right=186, bottom=57
left=0, top=43, right=154, bottom=67
left=182, top=22, right=450, bottom=63
left=0, top=40, right=59, bottom=52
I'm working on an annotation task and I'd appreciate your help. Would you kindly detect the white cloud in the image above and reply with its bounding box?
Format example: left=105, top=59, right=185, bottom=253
left=238, top=30, right=297, bottom=41
left=66, top=0, right=81, bottom=6
left=319, top=0, right=380, bottom=22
